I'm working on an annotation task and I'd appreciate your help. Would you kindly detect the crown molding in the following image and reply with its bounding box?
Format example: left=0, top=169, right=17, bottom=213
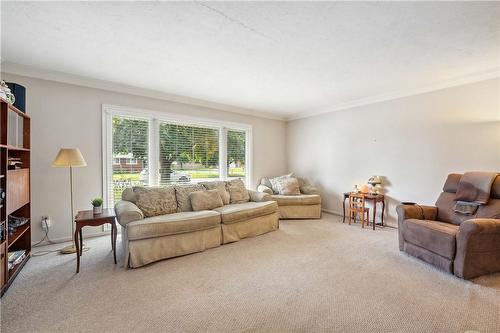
left=287, top=68, right=500, bottom=121
left=0, top=62, right=286, bottom=121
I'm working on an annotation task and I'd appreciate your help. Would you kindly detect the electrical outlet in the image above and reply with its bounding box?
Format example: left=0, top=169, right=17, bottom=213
left=41, top=216, right=51, bottom=231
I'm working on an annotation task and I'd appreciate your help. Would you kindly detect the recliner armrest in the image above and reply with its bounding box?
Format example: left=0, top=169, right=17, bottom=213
left=115, top=200, right=144, bottom=227
left=396, top=204, right=437, bottom=221
left=459, top=218, right=500, bottom=234
left=455, top=218, right=500, bottom=279
left=396, top=204, right=437, bottom=250
left=248, top=189, right=272, bottom=202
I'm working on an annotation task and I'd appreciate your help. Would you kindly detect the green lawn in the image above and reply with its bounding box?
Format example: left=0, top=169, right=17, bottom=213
left=112, top=167, right=245, bottom=181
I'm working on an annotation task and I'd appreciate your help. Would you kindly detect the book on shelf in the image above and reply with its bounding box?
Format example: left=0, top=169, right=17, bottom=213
left=8, top=250, right=26, bottom=270
left=7, top=157, right=23, bottom=170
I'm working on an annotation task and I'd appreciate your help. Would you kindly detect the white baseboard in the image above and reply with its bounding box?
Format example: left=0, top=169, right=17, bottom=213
left=321, top=209, right=343, bottom=216
left=32, top=230, right=114, bottom=247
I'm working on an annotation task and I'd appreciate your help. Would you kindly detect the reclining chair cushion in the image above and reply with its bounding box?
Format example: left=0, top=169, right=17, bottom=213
left=402, top=219, right=459, bottom=260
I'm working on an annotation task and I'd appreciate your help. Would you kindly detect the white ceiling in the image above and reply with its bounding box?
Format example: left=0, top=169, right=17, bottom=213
left=1, top=2, right=499, bottom=120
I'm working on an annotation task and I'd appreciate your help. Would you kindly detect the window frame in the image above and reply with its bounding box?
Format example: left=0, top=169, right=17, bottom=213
left=102, top=104, right=253, bottom=207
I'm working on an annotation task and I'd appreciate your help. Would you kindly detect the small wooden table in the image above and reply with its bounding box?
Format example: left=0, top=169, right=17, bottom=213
left=74, top=208, right=117, bottom=273
left=343, top=192, right=385, bottom=230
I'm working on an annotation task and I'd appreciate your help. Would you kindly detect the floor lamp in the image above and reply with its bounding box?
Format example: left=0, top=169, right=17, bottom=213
left=52, top=148, right=87, bottom=254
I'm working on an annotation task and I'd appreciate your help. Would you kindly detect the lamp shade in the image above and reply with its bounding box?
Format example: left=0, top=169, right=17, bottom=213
left=368, top=175, right=382, bottom=185
left=52, top=148, right=87, bottom=167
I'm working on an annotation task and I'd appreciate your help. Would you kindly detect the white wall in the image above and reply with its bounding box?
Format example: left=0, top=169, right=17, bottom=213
left=287, top=78, right=500, bottom=226
left=1, top=73, right=288, bottom=243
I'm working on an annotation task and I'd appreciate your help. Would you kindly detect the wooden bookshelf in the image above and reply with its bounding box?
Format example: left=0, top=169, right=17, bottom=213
left=0, top=97, right=31, bottom=296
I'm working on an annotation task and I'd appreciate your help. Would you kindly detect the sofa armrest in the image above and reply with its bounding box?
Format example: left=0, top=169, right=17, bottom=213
left=115, top=200, right=144, bottom=227
left=455, top=218, right=500, bottom=279
left=300, top=185, right=320, bottom=195
left=248, top=189, right=272, bottom=202
left=257, top=184, right=273, bottom=195
left=395, top=204, right=437, bottom=250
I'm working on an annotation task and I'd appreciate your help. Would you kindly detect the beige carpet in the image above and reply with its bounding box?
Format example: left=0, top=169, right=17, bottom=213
left=1, top=213, right=499, bottom=333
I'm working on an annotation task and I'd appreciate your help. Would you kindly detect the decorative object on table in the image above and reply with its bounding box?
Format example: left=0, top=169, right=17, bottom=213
left=91, top=197, right=103, bottom=215
left=5, top=82, right=26, bottom=113
left=353, top=185, right=360, bottom=193
left=52, top=148, right=87, bottom=254
left=0, top=81, right=15, bottom=104
left=368, top=175, right=382, bottom=194
left=358, top=184, right=370, bottom=194
left=74, top=209, right=117, bottom=273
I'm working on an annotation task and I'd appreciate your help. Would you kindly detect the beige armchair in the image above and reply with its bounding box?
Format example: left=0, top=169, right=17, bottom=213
left=396, top=173, right=500, bottom=279
left=257, top=175, right=321, bottom=219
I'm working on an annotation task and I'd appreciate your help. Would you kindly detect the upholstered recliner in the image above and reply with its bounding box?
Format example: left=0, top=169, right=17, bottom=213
left=396, top=173, right=500, bottom=279
left=257, top=175, right=321, bottom=219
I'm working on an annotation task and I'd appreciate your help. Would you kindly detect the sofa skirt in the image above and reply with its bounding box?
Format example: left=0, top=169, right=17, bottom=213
left=125, top=226, right=222, bottom=268
left=278, top=204, right=322, bottom=219
left=221, top=212, right=279, bottom=244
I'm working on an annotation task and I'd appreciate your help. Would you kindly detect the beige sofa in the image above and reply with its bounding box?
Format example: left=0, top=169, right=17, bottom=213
left=115, top=182, right=279, bottom=268
left=257, top=176, right=322, bottom=219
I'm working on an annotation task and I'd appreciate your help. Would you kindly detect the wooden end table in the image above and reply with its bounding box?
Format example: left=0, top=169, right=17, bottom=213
left=74, top=208, right=117, bottom=273
left=343, top=192, right=385, bottom=230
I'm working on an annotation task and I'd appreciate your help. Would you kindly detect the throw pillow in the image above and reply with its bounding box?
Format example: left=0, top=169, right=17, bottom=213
left=226, top=179, right=250, bottom=204
left=275, top=177, right=301, bottom=195
left=269, top=173, right=294, bottom=194
left=174, top=184, right=205, bottom=212
left=200, top=181, right=230, bottom=205
left=132, top=186, right=177, bottom=217
left=190, top=189, right=224, bottom=211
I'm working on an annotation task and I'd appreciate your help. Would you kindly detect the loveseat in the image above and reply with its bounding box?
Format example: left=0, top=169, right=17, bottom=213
left=397, top=173, right=500, bottom=279
left=115, top=179, right=279, bottom=268
left=257, top=175, right=321, bottom=219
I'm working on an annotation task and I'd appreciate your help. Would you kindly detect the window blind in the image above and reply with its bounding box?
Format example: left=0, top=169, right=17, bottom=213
left=227, top=129, right=246, bottom=180
left=110, top=115, right=149, bottom=204
left=158, top=122, right=219, bottom=185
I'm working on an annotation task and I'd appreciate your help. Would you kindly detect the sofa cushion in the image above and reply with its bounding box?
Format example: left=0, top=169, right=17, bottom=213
left=200, top=181, right=230, bottom=205
left=226, top=179, right=250, bottom=204
left=271, top=194, right=321, bottom=206
left=214, top=201, right=278, bottom=225
left=132, top=186, right=177, bottom=217
left=275, top=177, right=301, bottom=195
left=175, top=184, right=205, bottom=212
left=269, top=173, right=294, bottom=194
left=190, top=189, right=223, bottom=211
left=127, top=210, right=221, bottom=241
left=402, top=219, right=459, bottom=260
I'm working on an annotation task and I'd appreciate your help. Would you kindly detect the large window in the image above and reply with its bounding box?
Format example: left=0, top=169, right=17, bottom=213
left=159, top=122, right=219, bottom=185
left=227, top=129, right=246, bottom=181
left=103, top=105, right=252, bottom=207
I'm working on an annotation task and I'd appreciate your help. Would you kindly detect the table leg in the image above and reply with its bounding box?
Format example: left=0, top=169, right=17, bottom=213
left=342, top=195, right=347, bottom=223
left=112, top=222, right=117, bottom=265
left=381, top=199, right=386, bottom=226
left=79, top=229, right=83, bottom=256
left=372, top=199, right=377, bottom=230
left=75, top=228, right=80, bottom=274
